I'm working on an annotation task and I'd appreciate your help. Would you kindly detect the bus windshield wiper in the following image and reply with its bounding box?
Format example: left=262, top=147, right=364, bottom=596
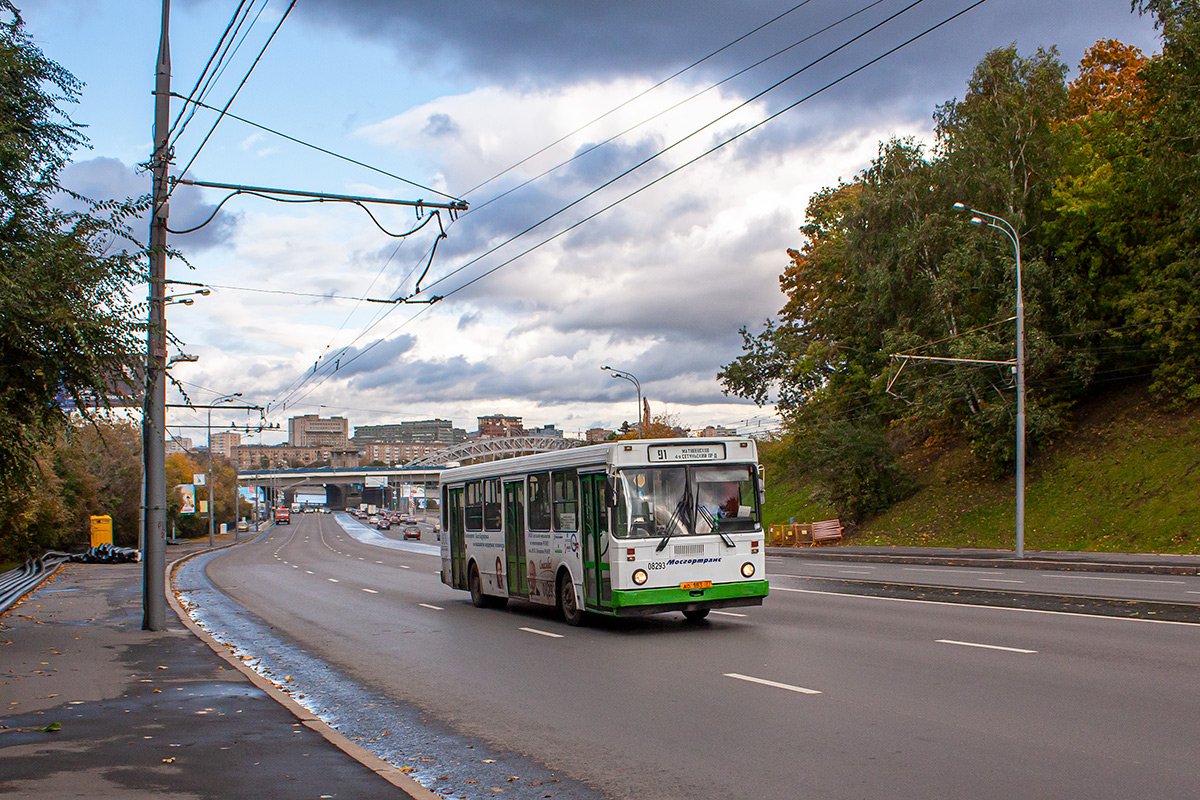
left=656, top=486, right=692, bottom=552
left=697, top=504, right=736, bottom=547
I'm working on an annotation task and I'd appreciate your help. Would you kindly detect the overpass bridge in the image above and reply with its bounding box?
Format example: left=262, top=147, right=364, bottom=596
left=238, top=436, right=579, bottom=510
left=237, top=466, right=444, bottom=511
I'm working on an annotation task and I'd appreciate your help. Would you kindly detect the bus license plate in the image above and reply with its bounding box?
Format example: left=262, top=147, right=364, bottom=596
left=680, top=581, right=712, bottom=590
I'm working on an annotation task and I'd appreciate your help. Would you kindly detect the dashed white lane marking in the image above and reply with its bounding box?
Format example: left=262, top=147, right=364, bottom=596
left=710, top=610, right=747, bottom=618
left=978, top=578, right=1025, bottom=584
left=419, top=603, right=443, bottom=611
left=362, top=588, right=379, bottom=594
left=398, top=565, right=410, bottom=570
left=937, top=639, right=1037, bottom=654
left=520, top=627, right=564, bottom=639
left=305, top=570, right=313, bottom=574
left=724, top=673, right=820, bottom=695
left=1188, top=591, right=1200, bottom=595
left=1050, top=575, right=1185, bottom=585
left=328, top=578, right=339, bottom=583
left=376, top=561, right=384, bottom=564
left=838, top=569, right=875, bottom=575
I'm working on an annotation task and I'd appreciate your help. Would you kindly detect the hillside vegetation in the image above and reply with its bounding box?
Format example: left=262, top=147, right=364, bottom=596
left=761, top=384, right=1200, bottom=554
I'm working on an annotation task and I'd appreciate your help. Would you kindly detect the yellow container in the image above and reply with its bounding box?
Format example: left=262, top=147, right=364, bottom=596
left=90, top=515, right=113, bottom=547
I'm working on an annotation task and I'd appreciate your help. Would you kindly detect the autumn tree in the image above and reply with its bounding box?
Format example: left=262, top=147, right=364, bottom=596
left=0, top=2, right=147, bottom=495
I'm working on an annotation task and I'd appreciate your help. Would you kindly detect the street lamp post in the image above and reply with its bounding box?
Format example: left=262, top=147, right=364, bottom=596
left=601, top=365, right=643, bottom=438
left=208, top=393, right=242, bottom=547
left=954, top=202, right=1025, bottom=559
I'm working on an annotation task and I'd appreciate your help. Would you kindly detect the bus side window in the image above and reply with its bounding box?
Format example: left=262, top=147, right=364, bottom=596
left=465, top=481, right=483, bottom=532
left=483, top=479, right=502, bottom=531
left=528, top=472, right=551, bottom=531
left=552, top=469, right=578, bottom=531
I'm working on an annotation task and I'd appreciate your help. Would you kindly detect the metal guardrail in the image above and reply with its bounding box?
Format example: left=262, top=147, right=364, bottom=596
left=0, top=551, right=71, bottom=616
left=0, top=545, right=141, bottom=616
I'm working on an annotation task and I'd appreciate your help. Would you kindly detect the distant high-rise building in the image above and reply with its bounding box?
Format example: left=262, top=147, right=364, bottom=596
left=288, top=414, right=349, bottom=449
left=525, top=423, right=563, bottom=439
left=165, top=436, right=193, bottom=456
left=209, top=431, right=241, bottom=459
left=353, top=419, right=464, bottom=445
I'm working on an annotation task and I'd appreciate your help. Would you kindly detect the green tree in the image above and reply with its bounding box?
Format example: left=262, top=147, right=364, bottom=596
left=0, top=2, right=147, bottom=492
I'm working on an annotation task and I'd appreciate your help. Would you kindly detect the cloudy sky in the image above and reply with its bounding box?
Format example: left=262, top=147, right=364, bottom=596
left=26, top=0, right=1161, bottom=444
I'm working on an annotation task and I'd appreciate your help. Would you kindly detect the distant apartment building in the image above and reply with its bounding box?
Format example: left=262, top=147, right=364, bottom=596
left=233, top=444, right=326, bottom=470
left=165, top=436, right=193, bottom=456
left=353, top=419, right=465, bottom=446
left=209, top=431, right=241, bottom=459
left=362, top=441, right=446, bottom=466
left=698, top=425, right=738, bottom=438
left=288, top=414, right=349, bottom=449
left=477, top=414, right=523, bottom=438
left=525, top=423, right=563, bottom=438
left=586, top=427, right=614, bottom=443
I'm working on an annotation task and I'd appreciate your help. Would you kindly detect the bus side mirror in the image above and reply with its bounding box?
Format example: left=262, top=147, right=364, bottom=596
left=757, top=464, right=766, bottom=507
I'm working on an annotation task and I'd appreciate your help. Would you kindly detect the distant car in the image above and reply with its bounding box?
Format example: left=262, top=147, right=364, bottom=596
left=375, top=518, right=391, bottom=530
left=402, top=521, right=420, bottom=541
left=368, top=515, right=379, bottom=525
left=236, top=520, right=249, bottom=532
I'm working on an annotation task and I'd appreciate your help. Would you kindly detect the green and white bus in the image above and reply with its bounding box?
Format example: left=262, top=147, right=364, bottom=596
left=439, top=437, right=769, bottom=625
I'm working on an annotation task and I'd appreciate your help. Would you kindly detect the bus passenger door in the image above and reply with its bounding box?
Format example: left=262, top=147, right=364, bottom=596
left=580, top=473, right=612, bottom=611
left=448, top=487, right=466, bottom=590
left=503, top=480, right=528, bottom=597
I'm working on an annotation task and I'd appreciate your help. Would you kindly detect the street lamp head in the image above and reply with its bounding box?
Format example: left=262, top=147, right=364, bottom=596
left=601, top=365, right=611, bottom=371
left=953, top=201, right=969, bottom=212
left=970, top=216, right=985, bottom=226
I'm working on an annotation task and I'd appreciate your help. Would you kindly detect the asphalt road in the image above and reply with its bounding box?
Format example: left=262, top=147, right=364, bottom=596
left=199, top=514, right=1200, bottom=800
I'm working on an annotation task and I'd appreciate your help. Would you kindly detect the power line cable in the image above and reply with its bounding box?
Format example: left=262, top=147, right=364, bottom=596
left=167, top=0, right=252, bottom=142
left=430, top=0, right=989, bottom=303
left=422, top=0, right=937, bottom=300
left=461, top=0, right=819, bottom=199
left=168, top=0, right=297, bottom=200
left=463, top=0, right=892, bottom=219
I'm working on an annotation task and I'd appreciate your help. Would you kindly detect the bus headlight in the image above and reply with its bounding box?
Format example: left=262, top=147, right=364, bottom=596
left=741, top=562, right=755, bottom=578
left=633, top=569, right=648, bottom=585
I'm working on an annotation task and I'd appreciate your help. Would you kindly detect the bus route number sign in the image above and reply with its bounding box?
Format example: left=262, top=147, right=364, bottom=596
left=648, top=443, right=726, bottom=463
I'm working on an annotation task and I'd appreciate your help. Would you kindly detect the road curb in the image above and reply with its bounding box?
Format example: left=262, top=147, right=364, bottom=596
left=785, top=575, right=1200, bottom=623
left=165, top=540, right=442, bottom=800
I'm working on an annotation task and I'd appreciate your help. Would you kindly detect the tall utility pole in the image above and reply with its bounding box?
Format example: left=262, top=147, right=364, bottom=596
left=143, top=0, right=171, bottom=631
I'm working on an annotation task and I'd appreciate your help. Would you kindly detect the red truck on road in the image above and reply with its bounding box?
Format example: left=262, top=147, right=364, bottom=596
left=273, top=507, right=290, bottom=525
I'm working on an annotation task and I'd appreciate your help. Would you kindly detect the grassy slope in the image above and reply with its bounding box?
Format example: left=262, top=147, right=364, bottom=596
left=762, top=385, right=1200, bottom=554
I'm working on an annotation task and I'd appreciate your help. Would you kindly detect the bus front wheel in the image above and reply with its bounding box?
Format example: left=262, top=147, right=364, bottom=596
left=558, top=572, right=583, bottom=627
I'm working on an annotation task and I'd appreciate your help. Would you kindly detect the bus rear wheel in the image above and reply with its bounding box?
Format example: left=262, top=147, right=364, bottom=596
left=683, top=608, right=710, bottom=623
left=558, top=572, right=583, bottom=626
left=469, top=563, right=507, bottom=610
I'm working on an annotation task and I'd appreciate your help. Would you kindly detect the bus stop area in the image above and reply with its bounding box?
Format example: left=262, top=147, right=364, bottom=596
left=0, top=537, right=435, bottom=800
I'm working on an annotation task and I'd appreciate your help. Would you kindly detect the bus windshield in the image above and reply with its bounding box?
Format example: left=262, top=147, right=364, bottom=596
left=615, top=464, right=759, bottom=539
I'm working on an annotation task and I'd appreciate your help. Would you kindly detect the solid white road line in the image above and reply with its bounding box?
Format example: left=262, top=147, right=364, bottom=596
left=904, top=567, right=991, bottom=576
left=937, top=639, right=1037, bottom=654
left=520, top=627, right=564, bottom=639
left=419, top=603, right=443, bottom=611
left=1049, top=575, right=1185, bottom=584
left=362, top=588, right=379, bottom=594
left=724, top=673, right=820, bottom=695
left=773, top=586, right=1198, bottom=626
left=710, top=610, right=747, bottom=618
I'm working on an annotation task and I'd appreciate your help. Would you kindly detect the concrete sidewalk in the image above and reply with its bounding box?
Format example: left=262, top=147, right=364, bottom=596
left=0, top=537, right=433, bottom=799
left=767, top=544, right=1200, bottom=575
